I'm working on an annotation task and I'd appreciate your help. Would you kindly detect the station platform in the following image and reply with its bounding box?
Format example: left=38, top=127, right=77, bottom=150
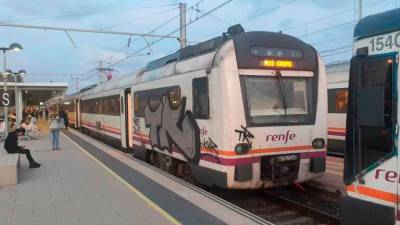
left=0, top=121, right=270, bottom=225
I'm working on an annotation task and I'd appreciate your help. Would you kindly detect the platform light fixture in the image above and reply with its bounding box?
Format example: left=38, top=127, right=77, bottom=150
left=1, top=43, right=23, bottom=135
left=5, top=69, right=27, bottom=129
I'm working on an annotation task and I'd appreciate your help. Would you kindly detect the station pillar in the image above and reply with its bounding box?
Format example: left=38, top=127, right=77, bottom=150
left=15, top=88, right=22, bottom=124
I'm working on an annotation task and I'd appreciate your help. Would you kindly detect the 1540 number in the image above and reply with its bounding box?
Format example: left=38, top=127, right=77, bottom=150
left=369, top=32, right=400, bottom=52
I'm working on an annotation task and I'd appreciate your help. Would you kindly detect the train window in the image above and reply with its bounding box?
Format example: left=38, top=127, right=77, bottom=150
left=134, top=87, right=174, bottom=117
left=168, top=87, right=181, bottom=108
left=327, top=88, right=348, bottom=113
left=134, top=93, right=139, bottom=114
left=193, top=77, right=209, bottom=119
left=336, top=90, right=348, bottom=113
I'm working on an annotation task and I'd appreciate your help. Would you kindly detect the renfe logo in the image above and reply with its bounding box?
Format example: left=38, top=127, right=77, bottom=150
left=266, top=130, right=296, bottom=144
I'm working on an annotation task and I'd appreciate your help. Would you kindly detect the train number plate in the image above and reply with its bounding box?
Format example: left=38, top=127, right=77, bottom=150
left=276, top=154, right=298, bottom=162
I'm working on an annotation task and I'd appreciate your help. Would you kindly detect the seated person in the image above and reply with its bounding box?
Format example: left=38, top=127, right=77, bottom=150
left=18, top=120, right=28, bottom=135
left=4, top=125, right=41, bottom=168
left=27, top=118, right=40, bottom=139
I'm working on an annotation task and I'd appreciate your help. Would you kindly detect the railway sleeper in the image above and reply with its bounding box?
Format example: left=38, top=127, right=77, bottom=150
left=267, top=210, right=298, bottom=222
left=251, top=205, right=282, bottom=216
left=275, top=216, right=316, bottom=225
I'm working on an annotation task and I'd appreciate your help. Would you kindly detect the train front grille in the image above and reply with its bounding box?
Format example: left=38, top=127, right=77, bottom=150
left=260, top=154, right=300, bottom=184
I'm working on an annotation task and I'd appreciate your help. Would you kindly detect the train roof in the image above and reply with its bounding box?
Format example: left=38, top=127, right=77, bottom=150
left=81, top=72, right=136, bottom=99
left=137, top=25, right=317, bottom=85
left=354, top=8, right=400, bottom=40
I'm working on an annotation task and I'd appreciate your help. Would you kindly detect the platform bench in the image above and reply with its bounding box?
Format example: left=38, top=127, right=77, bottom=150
left=0, top=153, right=20, bottom=186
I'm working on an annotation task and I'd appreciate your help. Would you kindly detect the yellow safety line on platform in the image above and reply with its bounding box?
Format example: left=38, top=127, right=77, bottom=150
left=62, top=133, right=181, bottom=225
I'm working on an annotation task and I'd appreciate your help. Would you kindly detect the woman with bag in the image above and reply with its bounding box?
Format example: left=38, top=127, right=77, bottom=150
left=49, top=114, right=61, bottom=150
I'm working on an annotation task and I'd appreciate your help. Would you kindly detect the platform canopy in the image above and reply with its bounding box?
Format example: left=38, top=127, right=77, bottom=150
left=0, top=82, right=68, bottom=106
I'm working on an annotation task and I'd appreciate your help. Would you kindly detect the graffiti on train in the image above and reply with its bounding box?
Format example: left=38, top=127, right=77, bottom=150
left=144, top=96, right=200, bottom=164
left=235, top=125, right=254, bottom=148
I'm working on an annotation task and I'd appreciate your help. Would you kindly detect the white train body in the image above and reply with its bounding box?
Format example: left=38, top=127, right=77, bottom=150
left=341, top=8, right=400, bottom=225
left=59, top=26, right=327, bottom=189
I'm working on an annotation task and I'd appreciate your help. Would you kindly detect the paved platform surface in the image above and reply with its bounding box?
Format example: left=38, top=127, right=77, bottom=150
left=0, top=120, right=268, bottom=225
left=0, top=126, right=175, bottom=225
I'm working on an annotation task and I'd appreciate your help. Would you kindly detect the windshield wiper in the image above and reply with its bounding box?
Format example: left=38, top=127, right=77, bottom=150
left=275, top=71, right=288, bottom=116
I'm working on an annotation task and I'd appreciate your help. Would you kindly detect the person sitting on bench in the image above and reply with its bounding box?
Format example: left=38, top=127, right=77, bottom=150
left=4, top=125, right=41, bottom=168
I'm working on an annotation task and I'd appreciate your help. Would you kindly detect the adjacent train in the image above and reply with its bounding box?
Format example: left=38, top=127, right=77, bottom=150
left=55, top=25, right=327, bottom=189
left=326, top=61, right=349, bottom=156
left=341, top=8, right=400, bottom=225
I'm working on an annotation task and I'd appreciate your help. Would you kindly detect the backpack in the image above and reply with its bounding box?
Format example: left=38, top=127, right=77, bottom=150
left=49, top=118, right=61, bottom=130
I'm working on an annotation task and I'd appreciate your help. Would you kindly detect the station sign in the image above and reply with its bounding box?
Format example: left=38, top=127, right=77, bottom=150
left=0, top=91, right=15, bottom=107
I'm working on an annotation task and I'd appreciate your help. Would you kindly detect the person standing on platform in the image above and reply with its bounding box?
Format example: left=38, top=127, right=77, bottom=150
left=45, top=108, right=49, bottom=120
left=49, top=115, right=62, bottom=150
left=63, top=110, right=68, bottom=130
left=4, top=125, right=41, bottom=168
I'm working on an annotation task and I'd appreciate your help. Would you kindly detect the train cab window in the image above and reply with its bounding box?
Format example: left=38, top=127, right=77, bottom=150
left=356, top=56, right=395, bottom=171
left=336, top=90, right=348, bottom=113
left=168, top=87, right=181, bottom=108
left=193, top=77, right=209, bottom=119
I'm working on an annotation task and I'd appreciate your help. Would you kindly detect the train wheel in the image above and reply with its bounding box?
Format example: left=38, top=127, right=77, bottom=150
left=149, top=152, right=160, bottom=168
left=159, top=154, right=178, bottom=175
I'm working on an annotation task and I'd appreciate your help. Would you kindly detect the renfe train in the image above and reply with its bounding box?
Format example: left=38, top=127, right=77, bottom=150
left=326, top=61, right=349, bottom=156
left=55, top=25, right=327, bottom=189
left=341, top=8, right=400, bottom=225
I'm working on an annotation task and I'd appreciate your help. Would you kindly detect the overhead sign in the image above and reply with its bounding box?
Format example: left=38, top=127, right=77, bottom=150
left=260, top=59, right=294, bottom=69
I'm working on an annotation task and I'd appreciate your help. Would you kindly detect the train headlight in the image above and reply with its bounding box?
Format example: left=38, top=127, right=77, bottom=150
left=312, top=138, right=325, bottom=149
left=234, top=143, right=250, bottom=155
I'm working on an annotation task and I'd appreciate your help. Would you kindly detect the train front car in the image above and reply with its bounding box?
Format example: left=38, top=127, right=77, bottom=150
left=131, top=25, right=326, bottom=190
left=214, top=28, right=326, bottom=189
left=341, top=9, right=400, bottom=225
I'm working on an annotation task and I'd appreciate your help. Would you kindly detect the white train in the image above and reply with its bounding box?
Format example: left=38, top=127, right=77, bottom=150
left=57, top=25, right=327, bottom=189
left=341, top=8, right=400, bottom=225
left=327, top=61, right=349, bottom=156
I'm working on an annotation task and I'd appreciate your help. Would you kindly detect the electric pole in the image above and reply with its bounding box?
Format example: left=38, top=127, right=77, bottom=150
left=357, top=0, right=363, bottom=22
left=179, top=3, right=187, bottom=49
left=96, top=61, right=114, bottom=84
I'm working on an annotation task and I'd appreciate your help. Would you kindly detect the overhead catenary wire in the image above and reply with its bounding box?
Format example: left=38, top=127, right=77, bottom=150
left=82, top=0, right=210, bottom=77
left=239, top=0, right=299, bottom=23
left=0, top=23, right=179, bottom=39
left=110, top=0, right=232, bottom=67
left=282, top=0, right=387, bottom=32
left=101, top=1, right=207, bottom=65
left=191, top=0, right=301, bottom=44
left=321, top=48, right=353, bottom=57
left=98, top=6, right=180, bottom=31
left=0, top=3, right=179, bottom=24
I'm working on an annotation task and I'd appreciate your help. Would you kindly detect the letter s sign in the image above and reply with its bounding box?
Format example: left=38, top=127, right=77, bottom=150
left=2, top=93, right=9, bottom=106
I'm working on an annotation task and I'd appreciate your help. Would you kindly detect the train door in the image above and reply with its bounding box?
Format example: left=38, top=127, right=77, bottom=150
left=75, top=99, right=80, bottom=128
left=120, top=91, right=127, bottom=150
left=125, top=89, right=133, bottom=151
left=342, top=52, right=398, bottom=225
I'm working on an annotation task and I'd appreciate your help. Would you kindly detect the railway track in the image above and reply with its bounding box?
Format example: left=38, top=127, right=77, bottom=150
left=209, top=186, right=340, bottom=225
left=68, top=129, right=341, bottom=225
left=137, top=157, right=341, bottom=225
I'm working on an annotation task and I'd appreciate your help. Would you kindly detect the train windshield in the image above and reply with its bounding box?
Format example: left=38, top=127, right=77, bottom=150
left=241, top=76, right=314, bottom=125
